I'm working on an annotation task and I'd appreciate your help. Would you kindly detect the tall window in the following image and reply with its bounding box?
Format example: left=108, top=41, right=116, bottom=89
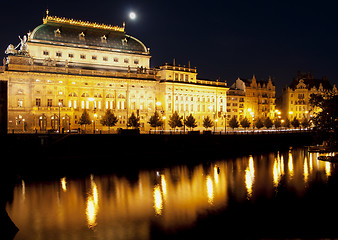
left=47, top=99, right=53, bottom=107
left=36, top=98, right=41, bottom=107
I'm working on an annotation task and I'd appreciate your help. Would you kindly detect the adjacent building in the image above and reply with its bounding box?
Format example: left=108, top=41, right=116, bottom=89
left=227, top=76, right=276, bottom=123
left=282, top=71, right=337, bottom=120
left=0, top=12, right=228, bottom=132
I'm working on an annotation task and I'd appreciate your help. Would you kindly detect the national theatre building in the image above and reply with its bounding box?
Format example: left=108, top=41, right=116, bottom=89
left=0, top=13, right=228, bottom=132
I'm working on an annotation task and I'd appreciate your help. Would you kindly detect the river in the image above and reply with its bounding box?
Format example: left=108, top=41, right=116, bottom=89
left=6, top=147, right=338, bottom=239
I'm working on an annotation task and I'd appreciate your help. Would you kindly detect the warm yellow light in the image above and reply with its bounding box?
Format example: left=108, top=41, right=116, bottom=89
left=156, top=101, right=162, bottom=106
left=94, top=113, right=97, bottom=118
left=153, top=185, right=163, bottom=215
left=304, top=157, right=309, bottom=183
left=60, top=177, right=67, bottom=192
left=88, top=97, right=95, bottom=102
left=288, top=152, right=294, bottom=177
left=325, top=162, right=331, bottom=177
left=289, top=111, right=293, bottom=115
left=161, top=175, right=167, bottom=197
left=86, top=196, right=97, bottom=229
left=206, top=176, right=214, bottom=205
left=245, top=156, right=255, bottom=198
left=86, top=175, right=99, bottom=229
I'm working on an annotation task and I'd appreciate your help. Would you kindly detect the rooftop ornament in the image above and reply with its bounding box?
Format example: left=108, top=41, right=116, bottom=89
left=43, top=10, right=125, bottom=32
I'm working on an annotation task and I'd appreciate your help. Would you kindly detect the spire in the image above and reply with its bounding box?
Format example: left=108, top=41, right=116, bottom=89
left=46, top=9, right=49, bottom=17
left=252, top=74, right=256, bottom=82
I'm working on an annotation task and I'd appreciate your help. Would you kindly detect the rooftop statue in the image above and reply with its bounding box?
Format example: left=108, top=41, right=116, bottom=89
left=5, top=35, right=29, bottom=55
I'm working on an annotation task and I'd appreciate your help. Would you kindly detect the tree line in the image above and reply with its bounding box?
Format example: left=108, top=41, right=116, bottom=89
left=77, top=109, right=312, bottom=132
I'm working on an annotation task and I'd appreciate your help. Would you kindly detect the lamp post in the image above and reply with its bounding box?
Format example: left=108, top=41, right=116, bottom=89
left=58, top=101, right=62, bottom=133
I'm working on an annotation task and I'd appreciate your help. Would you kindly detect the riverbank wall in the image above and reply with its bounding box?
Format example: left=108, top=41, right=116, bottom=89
left=1, top=131, right=317, bottom=176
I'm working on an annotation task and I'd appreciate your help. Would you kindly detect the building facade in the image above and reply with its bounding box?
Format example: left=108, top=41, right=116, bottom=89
left=282, top=72, right=337, bottom=121
left=227, top=76, right=276, bottom=124
left=1, top=13, right=228, bottom=132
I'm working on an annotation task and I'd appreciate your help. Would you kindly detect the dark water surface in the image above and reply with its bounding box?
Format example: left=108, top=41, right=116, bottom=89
left=6, top=148, right=338, bottom=239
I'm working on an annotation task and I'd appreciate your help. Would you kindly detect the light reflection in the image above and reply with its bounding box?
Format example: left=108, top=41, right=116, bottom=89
left=325, top=162, right=331, bottom=177
left=206, top=176, right=214, bottom=205
left=288, top=151, right=294, bottom=177
left=60, top=177, right=67, bottom=192
left=273, top=153, right=284, bottom=187
left=304, top=157, right=309, bottom=183
left=161, top=174, right=167, bottom=198
left=245, top=156, right=255, bottom=198
left=153, top=185, right=163, bottom=215
left=86, top=175, right=99, bottom=229
left=8, top=148, right=337, bottom=240
left=214, top=166, right=219, bottom=184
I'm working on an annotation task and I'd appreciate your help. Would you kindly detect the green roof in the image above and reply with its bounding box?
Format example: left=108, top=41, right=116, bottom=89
left=30, top=22, right=148, bottom=54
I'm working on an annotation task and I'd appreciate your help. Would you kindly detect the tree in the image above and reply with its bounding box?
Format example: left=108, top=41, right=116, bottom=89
left=168, top=111, right=183, bottom=130
left=229, top=116, right=239, bottom=129
left=78, top=109, right=91, bottom=132
left=301, top=118, right=310, bottom=129
left=309, top=93, right=338, bottom=143
left=184, top=114, right=197, bottom=130
left=254, top=117, right=264, bottom=129
left=274, top=118, right=282, bottom=129
left=100, top=110, right=118, bottom=133
left=291, top=117, right=300, bottom=128
left=203, top=116, right=214, bottom=130
left=148, top=111, right=163, bottom=130
left=264, top=117, right=273, bottom=129
left=127, top=112, right=140, bottom=129
left=240, top=117, right=251, bottom=129
left=282, top=118, right=291, bottom=128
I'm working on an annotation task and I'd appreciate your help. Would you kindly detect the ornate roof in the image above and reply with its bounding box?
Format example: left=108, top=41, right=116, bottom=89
left=29, top=14, right=149, bottom=54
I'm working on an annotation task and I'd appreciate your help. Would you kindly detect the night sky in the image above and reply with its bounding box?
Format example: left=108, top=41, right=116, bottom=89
left=1, top=0, right=337, bottom=95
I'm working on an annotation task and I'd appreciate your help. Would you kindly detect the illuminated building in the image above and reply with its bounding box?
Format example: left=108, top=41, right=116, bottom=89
left=0, top=12, right=228, bottom=132
left=281, top=71, right=337, bottom=120
left=227, top=76, right=276, bottom=123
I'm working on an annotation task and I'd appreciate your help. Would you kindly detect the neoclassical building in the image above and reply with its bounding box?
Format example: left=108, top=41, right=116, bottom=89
left=1, top=12, right=228, bottom=132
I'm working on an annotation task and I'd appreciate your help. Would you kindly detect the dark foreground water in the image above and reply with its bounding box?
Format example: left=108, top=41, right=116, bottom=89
left=6, top=148, right=338, bottom=239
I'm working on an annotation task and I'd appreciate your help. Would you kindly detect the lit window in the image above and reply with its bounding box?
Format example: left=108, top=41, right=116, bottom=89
left=17, top=99, right=23, bottom=108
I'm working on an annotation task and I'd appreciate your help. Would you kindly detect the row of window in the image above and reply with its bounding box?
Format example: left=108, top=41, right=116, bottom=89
left=167, top=103, right=225, bottom=113
left=168, top=95, right=225, bottom=103
left=43, top=50, right=139, bottom=64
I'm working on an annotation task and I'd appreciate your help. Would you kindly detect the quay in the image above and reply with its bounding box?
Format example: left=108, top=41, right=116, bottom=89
left=1, top=131, right=317, bottom=176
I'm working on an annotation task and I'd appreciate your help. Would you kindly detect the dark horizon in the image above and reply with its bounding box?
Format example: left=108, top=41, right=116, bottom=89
left=0, top=0, right=337, bottom=96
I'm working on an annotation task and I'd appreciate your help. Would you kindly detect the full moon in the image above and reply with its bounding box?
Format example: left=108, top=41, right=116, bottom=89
left=129, top=12, right=136, bottom=20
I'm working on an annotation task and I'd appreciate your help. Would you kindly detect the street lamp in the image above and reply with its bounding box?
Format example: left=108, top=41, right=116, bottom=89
left=58, top=101, right=62, bottom=133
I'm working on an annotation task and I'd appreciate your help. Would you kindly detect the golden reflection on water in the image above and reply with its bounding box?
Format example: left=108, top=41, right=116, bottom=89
left=86, top=175, right=99, bottom=229
left=245, top=156, right=255, bottom=198
left=6, top=148, right=337, bottom=240
left=153, top=185, right=163, bottom=215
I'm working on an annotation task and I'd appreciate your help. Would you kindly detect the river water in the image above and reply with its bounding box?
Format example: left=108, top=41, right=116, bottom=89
left=6, top=148, right=338, bottom=239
